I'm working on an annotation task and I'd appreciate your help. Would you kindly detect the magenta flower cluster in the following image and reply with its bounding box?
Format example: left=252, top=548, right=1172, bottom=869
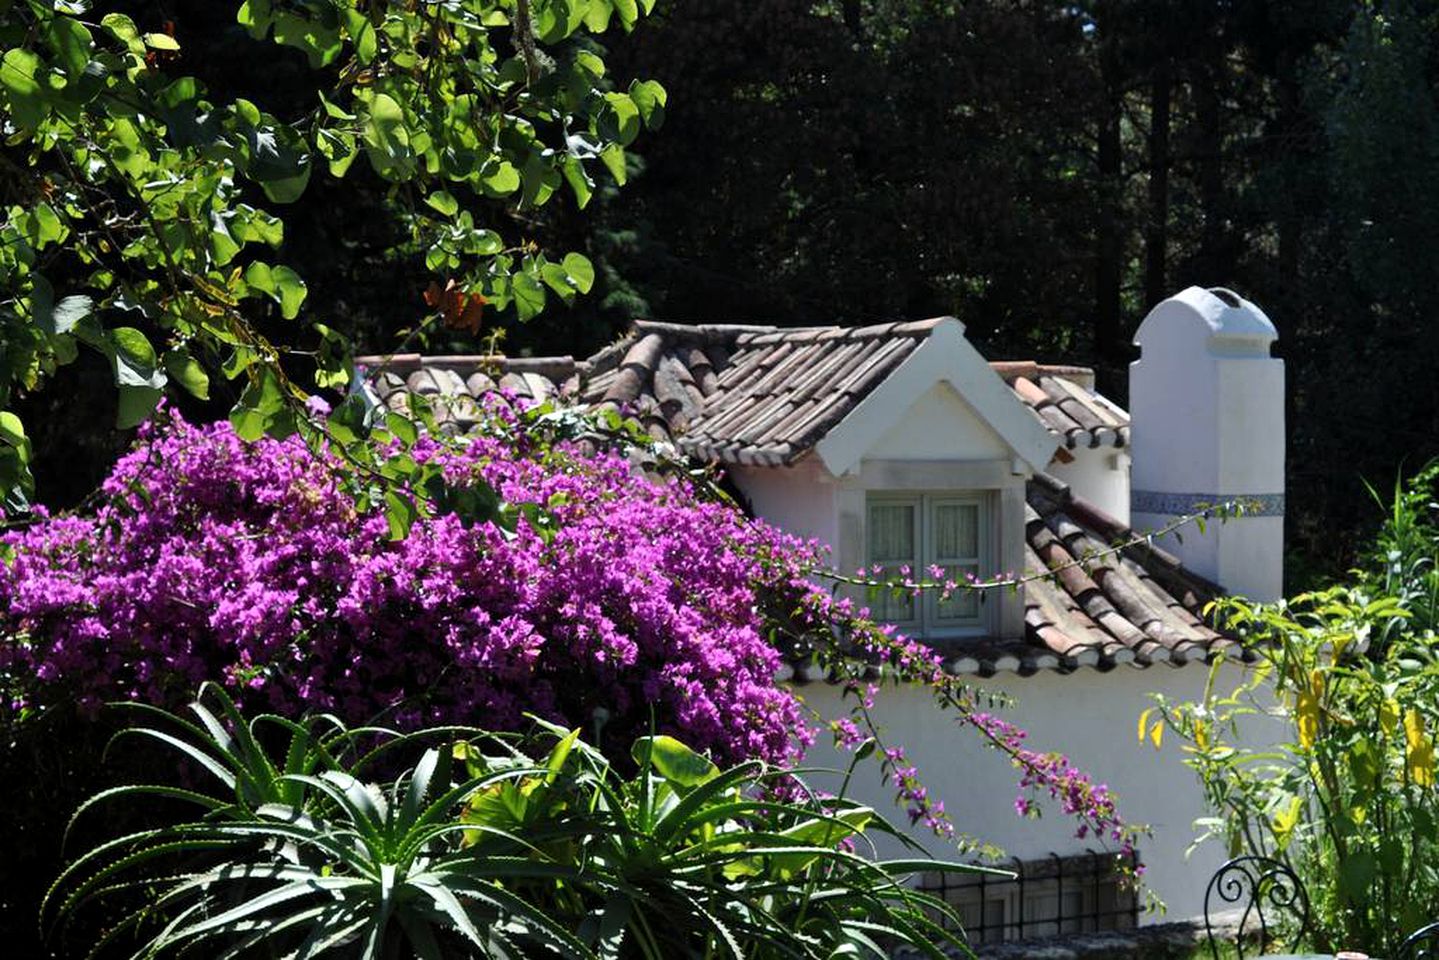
left=0, top=410, right=814, bottom=766
left=967, top=710, right=1140, bottom=869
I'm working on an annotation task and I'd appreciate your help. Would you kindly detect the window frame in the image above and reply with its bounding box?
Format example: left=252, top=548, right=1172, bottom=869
left=865, top=491, right=993, bottom=637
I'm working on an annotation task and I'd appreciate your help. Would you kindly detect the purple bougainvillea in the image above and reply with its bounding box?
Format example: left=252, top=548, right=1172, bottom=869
left=0, top=409, right=814, bottom=766
left=0, top=404, right=1143, bottom=868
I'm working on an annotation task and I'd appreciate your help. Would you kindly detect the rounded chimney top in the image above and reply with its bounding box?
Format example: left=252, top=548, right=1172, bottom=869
left=1133, top=285, right=1276, bottom=356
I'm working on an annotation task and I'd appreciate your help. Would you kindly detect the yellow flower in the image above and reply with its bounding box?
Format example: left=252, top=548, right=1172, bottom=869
left=1272, top=795, right=1303, bottom=846
left=1381, top=698, right=1401, bottom=738
left=1136, top=708, right=1163, bottom=750
left=1296, top=670, right=1323, bottom=750
left=1405, top=708, right=1435, bottom=788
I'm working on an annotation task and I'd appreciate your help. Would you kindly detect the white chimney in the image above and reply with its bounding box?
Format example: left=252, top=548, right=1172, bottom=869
left=1129, top=287, right=1285, bottom=601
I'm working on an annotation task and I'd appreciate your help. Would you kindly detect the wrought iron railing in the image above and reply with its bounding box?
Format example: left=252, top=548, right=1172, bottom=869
left=917, top=849, right=1140, bottom=944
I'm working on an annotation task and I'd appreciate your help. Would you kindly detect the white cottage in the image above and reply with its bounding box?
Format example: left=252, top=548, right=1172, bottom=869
left=363, top=286, right=1285, bottom=933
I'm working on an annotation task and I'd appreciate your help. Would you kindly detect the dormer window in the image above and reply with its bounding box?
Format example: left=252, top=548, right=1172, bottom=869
left=866, top=492, right=992, bottom=634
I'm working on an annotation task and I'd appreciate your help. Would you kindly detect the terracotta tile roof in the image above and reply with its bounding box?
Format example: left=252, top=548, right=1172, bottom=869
left=996, top=472, right=1240, bottom=675
left=359, top=318, right=1128, bottom=460
left=359, top=321, right=1233, bottom=678
left=990, top=363, right=1129, bottom=451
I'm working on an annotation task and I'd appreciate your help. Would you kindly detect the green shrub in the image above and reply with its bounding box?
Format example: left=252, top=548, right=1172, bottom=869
left=1147, top=465, right=1439, bottom=954
left=48, top=684, right=996, bottom=958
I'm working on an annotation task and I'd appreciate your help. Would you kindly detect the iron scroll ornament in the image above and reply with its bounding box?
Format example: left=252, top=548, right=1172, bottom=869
left=1400, top=922, right=1439, bottom=960
left=1204, top=856, right=1312, bottom=960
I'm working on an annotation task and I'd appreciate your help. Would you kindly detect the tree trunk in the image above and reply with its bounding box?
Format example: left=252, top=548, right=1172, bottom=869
left=841, top=0, right=863, bottom=41
left=1144, top=62, right=1171, bottom=308
left=1095, top=75, right=1124, bottom=367
left=1275, top=50, right=1301, bottom=300
left=1194, top=58, right=1225, bottom=280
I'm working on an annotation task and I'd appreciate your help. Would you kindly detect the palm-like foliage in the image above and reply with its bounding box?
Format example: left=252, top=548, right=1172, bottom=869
left=47, top=685, right=1000, bottom=958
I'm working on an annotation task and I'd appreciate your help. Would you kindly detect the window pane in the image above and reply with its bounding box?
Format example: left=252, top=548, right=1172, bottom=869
left=933, top=503, right=979, bottom=560
left=936, top=562, right=980, bottom=621
left=868, top=503, right=916, bottom=622
left=869, top=503, right=915, bottom=562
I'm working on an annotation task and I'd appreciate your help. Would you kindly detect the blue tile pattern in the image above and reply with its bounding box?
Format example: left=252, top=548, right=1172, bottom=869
left=1131, top=490, right=1285, bottom=517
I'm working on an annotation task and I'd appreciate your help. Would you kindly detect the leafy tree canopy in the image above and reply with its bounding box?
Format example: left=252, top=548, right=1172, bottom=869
left=0, top=0, right=665, bottom=511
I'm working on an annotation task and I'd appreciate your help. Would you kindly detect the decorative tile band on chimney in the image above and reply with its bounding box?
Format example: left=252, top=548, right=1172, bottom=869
left=1131, top=491, right=1285, bottom=518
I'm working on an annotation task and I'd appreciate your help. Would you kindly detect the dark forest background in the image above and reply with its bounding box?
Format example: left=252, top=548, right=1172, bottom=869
left=21, top=0, right=1439, bottom=585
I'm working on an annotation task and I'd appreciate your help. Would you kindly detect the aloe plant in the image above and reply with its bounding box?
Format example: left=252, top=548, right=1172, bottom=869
left=47, top=684, right=997, bottom=958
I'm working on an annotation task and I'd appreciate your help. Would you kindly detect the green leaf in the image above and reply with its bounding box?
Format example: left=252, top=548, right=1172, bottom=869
left=110, top=327, right=164, bottom=389
left=363, top=92, right=412, bottom=180
left=244, top=263, right=306, bottom=318
left=511, top=271, right=545, bottom=321
left=43, top=294, right=92, bottom=335
left=116, top=385, right=162, bottom=429
left=562, top=253, right=595, bottom=294
left=632, top=735, right=719, bottom=787
left=237, top=0, right=274, bottom=39
left=273, top=13, right=341, bottom=68
left=1339, top=849, right=1377, bottom=903
left=326, top=394, right=369, bottom=444
left=520, top=157, right=560, bottom=208
left=599, top=144, right=627, bottom=185
left=211, top=220, right=241, bottom=267
left=317, top=89, right=355, bottom=121
left=29, top=274, right=55, bottom=331
left=541, top=262, right=575, bottom=301
left=385, top=490, right=417, bottom=541
left=1, top=48, right=46, bottom=130
left=240, top=206, right=284, bottom=247
left=108, top=117, right=150, bottom=177
left=574, top=50, right=605, bottom=80
left=561, top=156, right=592, bottom=209
left=99, top=13, right=142, bottom=50
left=163, top=350, right=211, bottom=400
left=613, top=0, right=639, bottom=28
left=259, top=162, right=311, bottom=204
left=46, top=17, right=94, bottom=78
left=466, top=230, right=503, bottom=256
left=244, top=261, right=276, bottom=294
left=629, top=80, right=666, bottom=129
left=230, top=367, right=287, bottom=441
left=599, top=93, right=641, bottom=146
left=34, top=203, right=65, bottom=245
left=143, top=33, right=180, bottom=51
left=271, top=266, right=307, bottom=320
left=342, top=9, right=377, bottom=64
left=386, top=413, right=418, bottom=446
left=425, top=191, right=459, bottom=217
left=583, top=1, right=613, bottom=32
left=0, top=410, right=26, bottom=449
left=222, top=346, right=258, bottom=380
left=479, top=160, right=521, bottom=196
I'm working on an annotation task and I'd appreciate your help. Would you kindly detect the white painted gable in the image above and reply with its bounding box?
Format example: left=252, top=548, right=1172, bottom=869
left=861, top=382, right=1011, bottom=461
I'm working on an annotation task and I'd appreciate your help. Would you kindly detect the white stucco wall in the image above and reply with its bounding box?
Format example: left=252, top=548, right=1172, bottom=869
left=1047, top=446, right=1131, bottom=525
left=797, top=662, right=1273, bottom=922
left=730, top=459, right=838, bottom=549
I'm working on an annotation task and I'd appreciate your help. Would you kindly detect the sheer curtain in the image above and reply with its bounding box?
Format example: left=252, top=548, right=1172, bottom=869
left=932, top=502, right=980, bottom=621
left=868, top=502, right=916, bottom=622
